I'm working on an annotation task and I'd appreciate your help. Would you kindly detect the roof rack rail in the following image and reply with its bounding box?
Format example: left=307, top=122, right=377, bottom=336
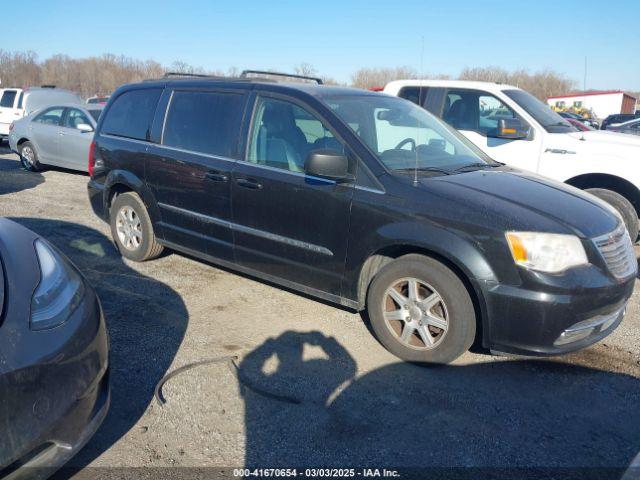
left=240, top=70, right=323, bottom=85
left=163, top=72, right=220, bottom=79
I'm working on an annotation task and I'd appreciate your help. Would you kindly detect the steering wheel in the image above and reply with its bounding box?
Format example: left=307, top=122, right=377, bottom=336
left=395, top=138, right=416, bottom=151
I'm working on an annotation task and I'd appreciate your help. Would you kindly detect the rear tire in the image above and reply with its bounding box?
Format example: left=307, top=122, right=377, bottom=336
left=110, top=192, right=164, bottom=262
left=19, top=141, right=43, bottom=172
left=586, top=188, right=638, bottom=241
left=366, top=254, right=476, bottom=364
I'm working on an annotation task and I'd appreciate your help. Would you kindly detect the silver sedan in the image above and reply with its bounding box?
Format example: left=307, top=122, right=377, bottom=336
left=8, top=103, right=103, bottom=172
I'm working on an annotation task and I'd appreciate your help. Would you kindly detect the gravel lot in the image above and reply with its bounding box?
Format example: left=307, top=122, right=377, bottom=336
left=0, top=145, right=639, bottom=479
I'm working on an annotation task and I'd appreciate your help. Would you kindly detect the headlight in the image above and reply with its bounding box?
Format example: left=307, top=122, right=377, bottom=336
left=31, top=239, right=85, bottom=330
left=505, top=232, right=588, bottom=273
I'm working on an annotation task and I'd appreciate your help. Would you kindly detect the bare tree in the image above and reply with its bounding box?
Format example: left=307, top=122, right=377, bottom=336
left=350, top=66, right=419, bottom=89
left=459, top=66, right=576, bottom=100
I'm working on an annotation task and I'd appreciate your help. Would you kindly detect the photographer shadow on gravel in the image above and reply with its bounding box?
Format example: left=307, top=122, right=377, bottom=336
left=8, top=218, right=189, bottom=476
left=239, top=331, right=640, bottom=479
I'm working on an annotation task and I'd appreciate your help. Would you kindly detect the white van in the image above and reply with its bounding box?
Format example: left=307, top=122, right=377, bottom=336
left=384, top=80, right=640, bottom=239
left=0, top=87, right=82, bottom=140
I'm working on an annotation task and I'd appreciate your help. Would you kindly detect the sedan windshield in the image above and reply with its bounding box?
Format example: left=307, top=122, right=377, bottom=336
left=503, top=89, right=574, bottom=133
left=322, top=94, right=494, bottom=174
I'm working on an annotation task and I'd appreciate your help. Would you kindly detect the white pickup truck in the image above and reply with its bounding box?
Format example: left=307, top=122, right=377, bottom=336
left=383, top=80, right=640, bottom=239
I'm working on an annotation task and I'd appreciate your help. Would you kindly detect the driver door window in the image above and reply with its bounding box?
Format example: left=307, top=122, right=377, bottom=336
left=248, top=97, right=342, bottom=173
left=444, top=90, right=523, bottom=137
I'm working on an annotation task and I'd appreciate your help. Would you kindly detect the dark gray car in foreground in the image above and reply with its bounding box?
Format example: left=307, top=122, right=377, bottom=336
left=0, top=218, right=109, bottom=480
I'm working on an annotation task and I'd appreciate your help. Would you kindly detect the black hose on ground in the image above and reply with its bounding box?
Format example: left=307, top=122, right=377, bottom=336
left=154, top=355, right=301, bottom=406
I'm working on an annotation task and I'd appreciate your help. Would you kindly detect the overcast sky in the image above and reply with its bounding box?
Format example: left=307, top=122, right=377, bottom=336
left=3, top=0, right=639, bottom=90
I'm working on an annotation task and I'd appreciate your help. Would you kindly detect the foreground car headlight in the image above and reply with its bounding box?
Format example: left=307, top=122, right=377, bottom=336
left=31, top=239, right=85, bottom=330
left=505, top=232, right=588, bottom=273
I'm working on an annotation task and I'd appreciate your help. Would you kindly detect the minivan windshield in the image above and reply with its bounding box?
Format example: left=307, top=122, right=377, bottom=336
left=323, top=94, right=495, bottom=174
left=503, top=89, right=574, bottom=134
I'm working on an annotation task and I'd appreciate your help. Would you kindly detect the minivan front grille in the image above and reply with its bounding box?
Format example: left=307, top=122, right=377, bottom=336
left=593, top=224, right=637, bottom=280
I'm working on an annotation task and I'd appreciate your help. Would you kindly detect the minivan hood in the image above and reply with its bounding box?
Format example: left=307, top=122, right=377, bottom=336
left=420, top=168, right=619, bottom=238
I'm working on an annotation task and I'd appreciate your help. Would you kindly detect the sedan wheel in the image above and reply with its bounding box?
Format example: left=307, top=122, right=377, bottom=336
left=19, top=142, right=42, bottom=171
left=21, top=146, right=35, bottom=166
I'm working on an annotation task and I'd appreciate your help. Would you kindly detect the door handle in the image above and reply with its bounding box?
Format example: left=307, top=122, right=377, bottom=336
left=236, top=178, right=263, bottom=190
left=205, top=171, right=228, bottom=182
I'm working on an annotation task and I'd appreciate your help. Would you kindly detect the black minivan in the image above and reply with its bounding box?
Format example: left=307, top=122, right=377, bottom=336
left=87, top=73, right=636, bottom=364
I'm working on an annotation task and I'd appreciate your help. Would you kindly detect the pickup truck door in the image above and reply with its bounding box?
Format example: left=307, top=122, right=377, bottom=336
left=441, top=89, right=542, bottom=172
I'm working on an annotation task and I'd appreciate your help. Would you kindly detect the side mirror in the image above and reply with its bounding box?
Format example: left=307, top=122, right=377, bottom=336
left=77, top=123, right=93, bottom=133
left=491, top=119, right=528, bottom=140
left=304, top=149, right=350, bottom=181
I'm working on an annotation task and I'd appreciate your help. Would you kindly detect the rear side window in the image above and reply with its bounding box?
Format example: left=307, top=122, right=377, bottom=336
left=162, top=90, right=245, bottom=158
left=0, top=90, right=17, bottom=108
left=101, top=88, right=161, bottom=141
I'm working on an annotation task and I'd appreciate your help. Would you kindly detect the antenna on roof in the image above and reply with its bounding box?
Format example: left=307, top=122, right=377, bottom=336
left=413, top=36, right=425, bottom=187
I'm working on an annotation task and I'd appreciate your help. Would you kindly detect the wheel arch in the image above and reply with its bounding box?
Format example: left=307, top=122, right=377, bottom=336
left=565, top=173, right=640, bottom=216
left=104, top=170, right=163, bottom=227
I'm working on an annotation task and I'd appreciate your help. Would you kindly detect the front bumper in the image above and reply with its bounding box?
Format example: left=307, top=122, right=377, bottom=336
left=0, top=289, right=110, bottom=479
left=480, top=265, right=636, bottom=356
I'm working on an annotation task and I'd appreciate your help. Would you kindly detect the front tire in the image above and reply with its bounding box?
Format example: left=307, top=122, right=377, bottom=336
left=110, top=192, right=164, bottom=262
left=366, top=254, right=476, bottom=364
left=586, top=188, right=639, bottom=241
left=19, top=141, right=43, bottom=172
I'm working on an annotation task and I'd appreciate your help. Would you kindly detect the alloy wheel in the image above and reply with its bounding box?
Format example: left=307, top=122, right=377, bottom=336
left=115, top=206, right=143, bottom=251
left=382, top=277, right=449, bottom=350
left=21, top=146, right=35, bottom=168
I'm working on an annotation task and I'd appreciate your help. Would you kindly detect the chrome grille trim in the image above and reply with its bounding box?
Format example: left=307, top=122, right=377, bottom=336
left=593, top=224, right=637, bottom=280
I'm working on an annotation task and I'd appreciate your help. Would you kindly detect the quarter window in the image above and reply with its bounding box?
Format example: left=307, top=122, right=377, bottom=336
left=247, top=97, right=342, bottom=173
left=162, top=90, right=245, bottom=158
left=33, top=107, right=65, bottom=126
left=101, top=88, right=161, bottom=141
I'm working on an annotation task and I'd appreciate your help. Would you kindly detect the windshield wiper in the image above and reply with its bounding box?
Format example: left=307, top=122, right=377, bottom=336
left=544, top=122, right=572, bottom=128
left=394, top=167, right=453, bottom=176
left=453, top=162, right=501, bottom=172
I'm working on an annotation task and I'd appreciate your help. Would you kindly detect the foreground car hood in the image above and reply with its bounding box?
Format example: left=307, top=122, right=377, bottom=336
left=421, top=168, right=619, bottom=238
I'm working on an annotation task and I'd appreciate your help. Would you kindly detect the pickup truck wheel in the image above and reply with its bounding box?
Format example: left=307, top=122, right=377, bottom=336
left=19, top=142, right=43, bottom=172
left=366, top=254, right=476, bottom=364
left=110, top=192, right=164, bottom=262
left=586, top=188, right=639, bottom=241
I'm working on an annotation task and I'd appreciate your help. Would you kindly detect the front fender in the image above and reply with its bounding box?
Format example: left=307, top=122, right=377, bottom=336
left=376, top=221, right=497, bottom=281
left=344, top=220, right=501, bottom=305
left=343, top=220, right=500, bottom=345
